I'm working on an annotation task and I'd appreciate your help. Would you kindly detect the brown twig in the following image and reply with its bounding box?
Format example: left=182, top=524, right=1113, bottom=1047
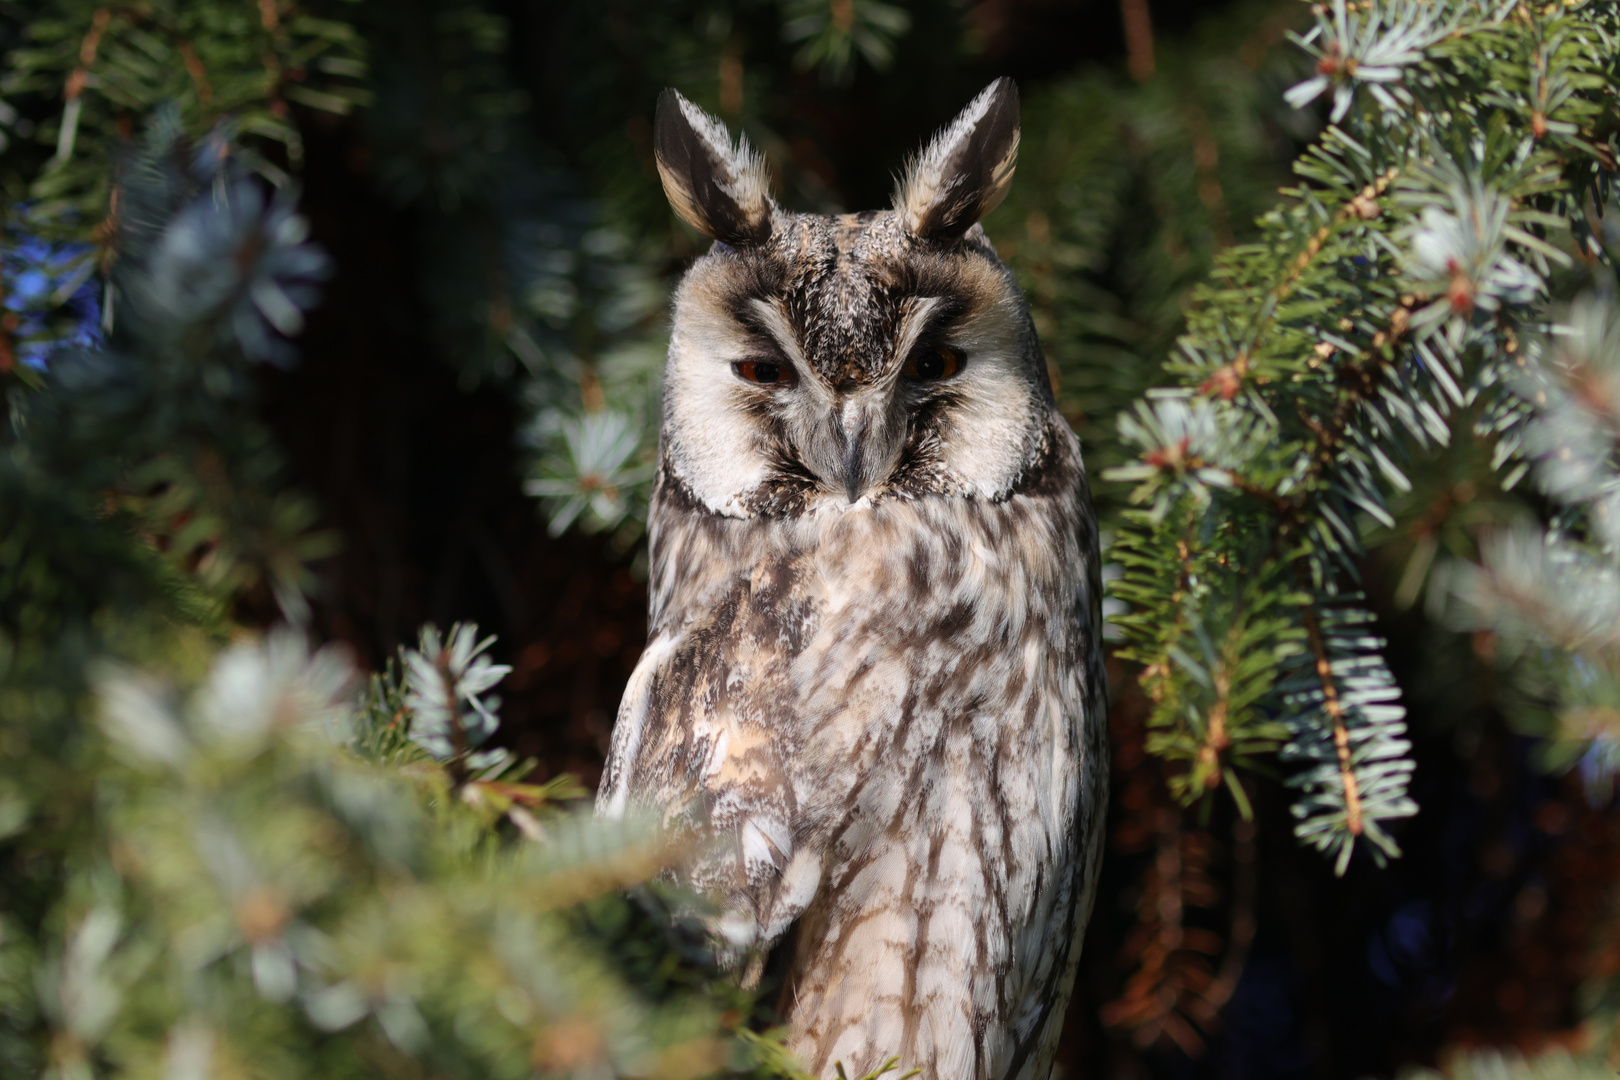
left=1299, top=601, right=1363, bottom=835
left=1120, top=0, right=1156, bottom=82
left=64, top=8, right=111, bottom=103
left=1274, top=168, right=1399, bottom=304
left=1201, top=814, right=1259, bottom=1017
left=1104, top=797, right=1256, bottom=1056
left=1183, top=104, right=1232, bottom=248
left=178, top=41, right=213, bottom=106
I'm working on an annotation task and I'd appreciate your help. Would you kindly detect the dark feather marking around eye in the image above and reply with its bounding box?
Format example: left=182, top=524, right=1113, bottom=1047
left=770, top=456, right=820, bottom=486
left=728, top=292, right=810, bottom=367
left=756, top=416, right=820, bottom=484
left=899, top=388, right=958, bottom=448
left=921, top=295, right=969, bottom=325
left=722, top=414, right=819, bottom=518
left=1001, top=422, right=1067, bottom=502
left=735, top=390, right=779, bottom=422
left=728, top=295, right=774, bottom=330
left=724, top=301, right=803, bottom=388
left=717, top=251, right=787, bottom=302
left=897, top=295, right=968, bottom=365
left=886, top=386, right=979, bottom=498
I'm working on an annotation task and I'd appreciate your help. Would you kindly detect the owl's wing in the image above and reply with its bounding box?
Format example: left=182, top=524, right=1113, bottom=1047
left=596, top=631, right=676, bottom=822
left=597, top=618, right=822, bottom=964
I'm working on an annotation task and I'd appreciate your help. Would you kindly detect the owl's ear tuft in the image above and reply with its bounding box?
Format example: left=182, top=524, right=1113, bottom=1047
left=655, top=89, right=775, bottom=247
left=894, top=77, right=1020, bottom=242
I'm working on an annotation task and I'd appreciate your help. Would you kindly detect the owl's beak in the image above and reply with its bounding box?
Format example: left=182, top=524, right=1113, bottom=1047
left=832, top=395, right=905, bottom=504
left=841, top=440, right=866, bottom=504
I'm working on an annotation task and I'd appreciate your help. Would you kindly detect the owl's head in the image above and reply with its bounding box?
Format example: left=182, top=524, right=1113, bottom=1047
left=655, top=79, right=1052, bottom=518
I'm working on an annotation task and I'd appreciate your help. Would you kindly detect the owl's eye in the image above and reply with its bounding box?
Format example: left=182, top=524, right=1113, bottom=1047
left=733, top=359, right=795, bottom=385
left=902, top=346, right=963, bottom=381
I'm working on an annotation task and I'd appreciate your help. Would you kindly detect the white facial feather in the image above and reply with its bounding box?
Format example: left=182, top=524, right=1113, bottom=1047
left=934, top=296, right=1042, bottom=498
left=662, top=271, right=777, bottom=515
left=747, top=298, right=832, bottom=406
left=891, top=295, right=947, bottom=379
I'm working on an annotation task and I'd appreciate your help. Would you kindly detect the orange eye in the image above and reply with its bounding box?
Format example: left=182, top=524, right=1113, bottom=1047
left=733, top=359, right=794, bottom=385
left=903, top=345, right=963, bottom=381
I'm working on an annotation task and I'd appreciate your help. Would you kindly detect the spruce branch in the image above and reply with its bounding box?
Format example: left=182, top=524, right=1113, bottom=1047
left=1300, top=601, right=1363, bottom=837
left=400, top=622, right=512, bottom=779
left=1104, top=0, right=1620, bottom=870
left=79, top=631, right=737, bottom=1077
left=1432, top=288, right=1620, bottom=800
left=5, top=1, right=367, bottom=247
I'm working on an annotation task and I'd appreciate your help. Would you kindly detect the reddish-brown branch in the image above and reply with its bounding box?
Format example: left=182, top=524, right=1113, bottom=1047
left=1299, top=603, right=1364, bottom=836
left=1120, top=0, right=1156, bottom=81
left=64, top=8, right=111, bottom=103
left=1183, top=104, right=1232, bottom=248
left=1213, top=816, right=1257, bottom=996
left=1274, top=169, right=1399, bottom=304
left=178, top=41, right=213, bottom=106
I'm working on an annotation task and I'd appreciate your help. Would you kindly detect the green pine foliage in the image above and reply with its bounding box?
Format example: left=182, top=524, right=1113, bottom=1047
left=1, top=0, right=366, bottom=242
left=994, top=0, right=1316, bottom=491
left=1105, top=0, right=1620, bottom=873
left=59, top=622, right=757, bottom=1079
left=1429, top=289, right=1620, bottom=784
left=1401, top=1043, right=1620, bottom=1080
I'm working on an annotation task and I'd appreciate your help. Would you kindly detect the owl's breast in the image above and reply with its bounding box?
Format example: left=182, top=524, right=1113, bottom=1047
left=642, top=469, right=1096, bottom=818
left=609, top=433, right=1105, bottom=1079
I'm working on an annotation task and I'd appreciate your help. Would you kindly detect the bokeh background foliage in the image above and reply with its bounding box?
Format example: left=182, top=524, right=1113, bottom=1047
left=6, top=0, right=1620, bottom=1077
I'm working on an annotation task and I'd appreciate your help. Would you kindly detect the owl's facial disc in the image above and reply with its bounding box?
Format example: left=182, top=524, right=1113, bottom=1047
left=662, top=218, right=1050, bottom=518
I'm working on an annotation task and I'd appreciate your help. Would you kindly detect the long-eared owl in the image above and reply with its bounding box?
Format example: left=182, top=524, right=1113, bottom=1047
left=597, top=79, right=1107, bottom=1080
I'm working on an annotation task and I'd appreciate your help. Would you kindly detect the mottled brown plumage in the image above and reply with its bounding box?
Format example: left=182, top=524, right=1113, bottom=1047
left=599, top=80, right=1107, bottom=1080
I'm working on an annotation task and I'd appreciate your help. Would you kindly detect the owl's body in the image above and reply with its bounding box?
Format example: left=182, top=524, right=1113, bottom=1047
left=598, top=81, right=1107, bottom=1080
